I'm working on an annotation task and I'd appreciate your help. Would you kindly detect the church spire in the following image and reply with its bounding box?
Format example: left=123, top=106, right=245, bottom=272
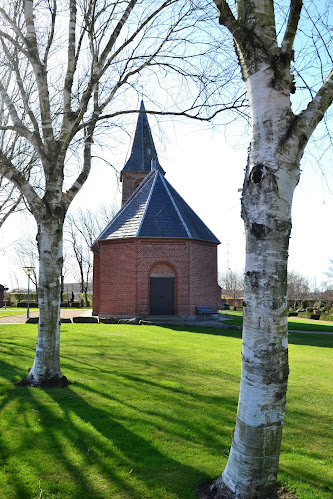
left=121, top=101, right=164, bottom=177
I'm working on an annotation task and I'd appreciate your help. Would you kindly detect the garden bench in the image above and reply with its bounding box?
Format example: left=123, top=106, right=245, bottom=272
left=195, top=306, right=215, bottom=318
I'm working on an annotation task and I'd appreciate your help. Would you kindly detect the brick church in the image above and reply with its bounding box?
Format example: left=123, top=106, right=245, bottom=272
left=91, top=102, right=220, bottom=318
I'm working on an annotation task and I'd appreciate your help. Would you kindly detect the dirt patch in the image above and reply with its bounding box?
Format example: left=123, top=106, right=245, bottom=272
left=197, top=482, right=297, bottom=499
left=15, top=373, right=71, bottom=388
left=277, top=487, right=297, bottom=498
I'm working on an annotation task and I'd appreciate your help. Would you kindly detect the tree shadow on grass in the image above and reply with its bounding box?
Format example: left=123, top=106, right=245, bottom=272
left=278, top=461, right=333, bottom=497
left=13, top=384, right=216, bottom=498
left=71, top=376, right=237, bottom=453
left=0, top=350, right=229, bottom=498
left=0, top=358, right=29, bottom=385
left=160, top=324, right=333, bottom=348
left=158, top=324, right=243, bottom=339
left=288, top=331, right=333, bottom=348
left=1, top=386, right=139, bottom=498
left=2, top=324, right=330, bottom=497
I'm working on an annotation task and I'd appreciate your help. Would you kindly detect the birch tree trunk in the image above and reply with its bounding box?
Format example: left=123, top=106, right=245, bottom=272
left=213, top=79, right=301, bottom=499
left=19, top=214, right=68, bottom=387
left=211, top=0, right=333, bottom=496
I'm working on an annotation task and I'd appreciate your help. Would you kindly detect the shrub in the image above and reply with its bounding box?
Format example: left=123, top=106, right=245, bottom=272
left=11, top=293, right=37, bottom=306
left=319, top=314, right=333, bottom=322
left=297, top=312, right=312, bottom=319
left=17, top=301, right=38, bottom=308
left=306, top=307, right=313, bottom=313
left=313, top=300, right=327, bottom=310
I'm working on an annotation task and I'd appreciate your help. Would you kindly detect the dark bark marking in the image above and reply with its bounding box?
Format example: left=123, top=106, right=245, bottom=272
left=271, top=52, right=292, bottom=92
left=250, top=222, right=272, bottom=239
left=261, top=361, right=289, bottom=385
left=250, top=163, right=265, bottom=184
left=246, top=270, right=261, bottom=289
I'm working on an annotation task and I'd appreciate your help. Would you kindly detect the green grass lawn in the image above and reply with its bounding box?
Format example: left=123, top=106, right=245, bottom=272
left=0, top=323, right=332, bottom=498
left=219, top=310, right=243, bottom=326
left=0, top=308, right=39, bottom=318
left=221, top=309, right=333, bottom=332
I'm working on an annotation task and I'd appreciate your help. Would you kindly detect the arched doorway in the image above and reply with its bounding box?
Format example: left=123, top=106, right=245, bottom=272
left=150, top=265, right=175, bottom=315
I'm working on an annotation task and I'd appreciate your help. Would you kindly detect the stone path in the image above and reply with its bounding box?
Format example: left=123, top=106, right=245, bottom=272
left=289, top=329, right=333, bottom=335
left=0, top=309, right=92, bottom=324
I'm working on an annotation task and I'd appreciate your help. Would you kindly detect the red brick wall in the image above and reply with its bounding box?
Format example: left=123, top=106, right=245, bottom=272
left=150, top=262, right=175, bottom=275
left=137, top=239, right=190, bottom=315
left=92, top=252, right=100, bottom=314
left=97, top=240, right=137, bottom=315
left=93, top=237, right=219, bottom=317
left=189, top=242, right=218, bottom=312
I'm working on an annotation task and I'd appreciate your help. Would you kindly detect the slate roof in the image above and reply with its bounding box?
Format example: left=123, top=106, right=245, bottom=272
left=94, top=170, right=220, bottom=245
left=121, top=101, right=165, bottom=177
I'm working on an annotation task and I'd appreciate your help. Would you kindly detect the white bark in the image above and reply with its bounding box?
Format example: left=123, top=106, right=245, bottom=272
left=22, top=218, right=67, bottom=387
left=211, top=1, right=333, bottom=496
left=213, top=74, right=300, bottom=497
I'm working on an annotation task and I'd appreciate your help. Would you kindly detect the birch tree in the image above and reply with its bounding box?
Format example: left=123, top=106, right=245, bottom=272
left=14, top=232, right=39, bottom=293
left=209, top=1, right=333, bottom=497
left=219, top=270, right=244, bottom=299
left=65, top=205, right=117, bottom=301
left=0, top=0, right=235, bottom=387
left=287, top=270, right=309, bottom=303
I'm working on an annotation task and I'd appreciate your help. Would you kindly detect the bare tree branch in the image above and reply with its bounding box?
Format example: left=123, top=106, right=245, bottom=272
left=290, top=69, right=333, bottom=147
left=281, top=0, right=303, bottom=56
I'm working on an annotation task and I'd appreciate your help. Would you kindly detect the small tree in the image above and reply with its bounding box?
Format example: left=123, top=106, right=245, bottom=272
left=288, top=271, right=309, bottom=304
left=325, top=259, right=333, bottom=283
left=65, top=204, right=117, bottom=304
left=218, top=270, right=244, bottom=299
left=14, top=232, right=39, bottom=293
